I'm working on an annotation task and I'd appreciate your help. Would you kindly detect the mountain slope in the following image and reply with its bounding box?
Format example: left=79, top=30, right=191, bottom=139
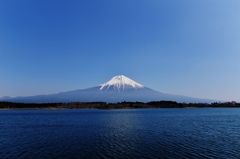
left=0, top=75, right=218, bottom=103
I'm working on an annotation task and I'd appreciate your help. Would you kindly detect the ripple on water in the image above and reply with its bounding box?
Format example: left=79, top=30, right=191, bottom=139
left=1, top=108, right=240, bottom=159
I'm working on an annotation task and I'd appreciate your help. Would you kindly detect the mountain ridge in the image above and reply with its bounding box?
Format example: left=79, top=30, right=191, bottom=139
left=0, top=75, right=219, bottom=103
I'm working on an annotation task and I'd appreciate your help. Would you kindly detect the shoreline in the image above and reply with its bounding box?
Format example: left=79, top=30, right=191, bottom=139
left=1, top=107, right=240, bottom=111
left=1, top=101, right=239, bottom=110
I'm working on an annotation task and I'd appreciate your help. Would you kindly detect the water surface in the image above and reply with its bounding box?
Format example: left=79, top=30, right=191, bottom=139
left=1, top=108, right=240, bottom=158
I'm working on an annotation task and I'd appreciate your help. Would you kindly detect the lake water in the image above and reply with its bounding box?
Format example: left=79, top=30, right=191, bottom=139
left=1, top=108, right=240, bottom=159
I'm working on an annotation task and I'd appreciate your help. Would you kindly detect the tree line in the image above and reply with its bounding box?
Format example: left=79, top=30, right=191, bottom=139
left=0, top=101, right=239, bottom=109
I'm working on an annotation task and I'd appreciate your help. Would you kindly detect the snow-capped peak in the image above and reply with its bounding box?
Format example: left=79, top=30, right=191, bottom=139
left=99, top=75, right=144, bottom=91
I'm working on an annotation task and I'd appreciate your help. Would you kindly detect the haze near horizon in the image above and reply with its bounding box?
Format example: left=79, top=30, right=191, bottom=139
left=1, top=0, right=240, bottom=102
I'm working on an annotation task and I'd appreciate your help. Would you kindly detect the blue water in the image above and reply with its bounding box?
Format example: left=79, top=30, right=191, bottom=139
left=1, top=108, right=240, bottom=159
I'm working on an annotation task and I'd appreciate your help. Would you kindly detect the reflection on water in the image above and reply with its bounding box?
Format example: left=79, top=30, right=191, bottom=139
left=1, top=108, right=240, bottom=158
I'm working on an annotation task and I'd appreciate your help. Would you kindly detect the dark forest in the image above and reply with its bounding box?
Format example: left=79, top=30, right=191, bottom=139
left=0, top=101, right=239, bottom=109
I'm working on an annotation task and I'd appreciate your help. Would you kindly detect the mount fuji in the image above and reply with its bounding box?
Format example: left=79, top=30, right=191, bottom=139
left=0, top=75, right=217, bottom=103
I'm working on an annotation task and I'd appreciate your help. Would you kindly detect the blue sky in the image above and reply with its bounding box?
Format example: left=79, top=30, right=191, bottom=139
left=1, top=0, right=240, bottom=101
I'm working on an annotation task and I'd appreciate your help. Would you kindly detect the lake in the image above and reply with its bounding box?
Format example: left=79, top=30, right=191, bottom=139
left=1, top=108, right=240, bottom=158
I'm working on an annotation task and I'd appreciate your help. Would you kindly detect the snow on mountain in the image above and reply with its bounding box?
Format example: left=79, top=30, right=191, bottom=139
left=0, top=75, right=219, bottom=103
left=99, top=75, right=144, bottom=91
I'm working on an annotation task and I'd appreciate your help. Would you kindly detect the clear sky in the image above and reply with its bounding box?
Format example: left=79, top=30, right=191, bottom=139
left=1, top=0, right=240, bottom=101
